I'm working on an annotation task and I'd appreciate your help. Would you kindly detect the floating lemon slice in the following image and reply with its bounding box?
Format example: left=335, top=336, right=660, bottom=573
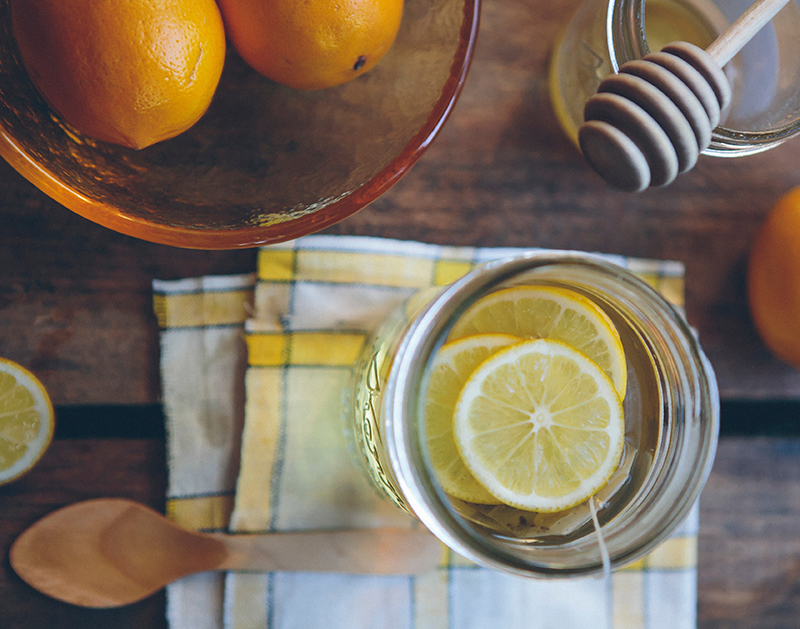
left=448, top=285, right=627, bottom=398
left=425, top=334, right=522, bottom=504
left=0, top=358, right=54, bottom=486
left=453, top=339, right=625, bottom=512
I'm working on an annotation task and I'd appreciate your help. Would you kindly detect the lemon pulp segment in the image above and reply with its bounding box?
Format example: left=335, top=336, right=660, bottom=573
left=425, top=334, right=522, bottom=503
left=453, top=339, right=625, bottom=512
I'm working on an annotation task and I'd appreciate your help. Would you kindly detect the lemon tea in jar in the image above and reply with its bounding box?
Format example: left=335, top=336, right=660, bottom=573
left=349, top=252, right=718, bottom=576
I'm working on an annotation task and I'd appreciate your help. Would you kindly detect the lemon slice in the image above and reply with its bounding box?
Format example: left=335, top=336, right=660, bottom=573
left=454, top=339, right=625, bottom=512
left=0, top=358, right=54, bottom=486
left=448, top=285, right=627, bottom=398
left=425, top=333, right=522, bottom=504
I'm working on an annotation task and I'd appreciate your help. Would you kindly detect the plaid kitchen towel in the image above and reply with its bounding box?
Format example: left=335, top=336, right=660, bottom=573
left=153, top=273, right=256, bottom=629
left=155, top=235, right=697, bottom=629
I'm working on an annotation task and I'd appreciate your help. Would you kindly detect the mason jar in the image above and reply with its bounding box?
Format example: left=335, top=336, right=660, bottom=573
left=549, top=0, right=800, bottom=157
left=348, top=251, right=719, bottom=577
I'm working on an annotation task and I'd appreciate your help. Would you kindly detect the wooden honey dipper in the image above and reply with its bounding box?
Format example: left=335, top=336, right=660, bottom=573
left=578, top=0, right=791, bottom=192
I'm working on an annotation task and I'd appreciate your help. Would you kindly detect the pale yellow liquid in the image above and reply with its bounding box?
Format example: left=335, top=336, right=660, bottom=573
left=351, top=282, right=663, bottom=545
left=645, top=0, right=719, bottom=52
left=444, top=281, right=661, bottom=545
left=550, top=0, right=721, bottom=144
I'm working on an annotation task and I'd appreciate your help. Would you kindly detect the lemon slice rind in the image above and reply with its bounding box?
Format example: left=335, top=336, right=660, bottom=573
left=448, top=285, right=627, bottom=399
left=453, top=338, right=625, bottom=513
left=0, top=358, right=54, bottom=486
left=425, top=333, right=523, bottom=504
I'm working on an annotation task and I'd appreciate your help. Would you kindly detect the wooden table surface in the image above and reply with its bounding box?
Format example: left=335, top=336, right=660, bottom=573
left=2, top=0, right=800, bottom=627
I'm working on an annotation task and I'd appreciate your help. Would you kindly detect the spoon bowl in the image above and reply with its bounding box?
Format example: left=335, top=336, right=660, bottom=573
left=9, top=498, right=442, bottom=608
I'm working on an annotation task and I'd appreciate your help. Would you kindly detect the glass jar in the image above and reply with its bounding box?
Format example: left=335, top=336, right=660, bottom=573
left=550, top=0, right=800, bottom=157
left=349, top=252, right=719, bottom=577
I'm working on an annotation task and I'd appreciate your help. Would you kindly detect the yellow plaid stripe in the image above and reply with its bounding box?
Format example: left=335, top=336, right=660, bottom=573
left=246, top=332, right=366, bottom=367
left=290, top=332, right=366, bottom=365
left=259, top=248, right=436, bottom=288
left=258, top=247, right=684, bottom=309
left=231, top=368, right=283, bottom=532
left=644, top=535, right=697, bottom=569
left=621, top=535, right=697, bottom=571
left=636, top=273, right=685, bottom=309
left=227, top=575, right=269, bottom=628
left=246, top=333, right=288, bottom=366
left=166, top=494, right=235, bottom=531
left=259, top=248, right=480, bottom=288
left=433, top=259, right=474, bottom=286
left=153, top=289, right=252, bottom=329
left=153, top=293, right=168, bottom=328
left=257, top=249, right=296, bottom=281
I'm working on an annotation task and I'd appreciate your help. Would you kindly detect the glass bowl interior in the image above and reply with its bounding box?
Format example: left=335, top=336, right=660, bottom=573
left=0, top=0, right=478, bottom=249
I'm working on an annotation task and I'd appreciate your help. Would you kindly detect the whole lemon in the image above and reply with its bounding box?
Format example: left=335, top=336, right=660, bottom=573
left=748, top=186, right=800, bottom=369
left=11, top=0, right=226, bottom=149
left=216, top=0, right=404, bottom=90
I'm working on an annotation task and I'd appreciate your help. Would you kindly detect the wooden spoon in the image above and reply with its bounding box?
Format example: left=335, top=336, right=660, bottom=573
left=578, top=0, right=791, bottom=191
left=9, top=498, right=442, bottom=608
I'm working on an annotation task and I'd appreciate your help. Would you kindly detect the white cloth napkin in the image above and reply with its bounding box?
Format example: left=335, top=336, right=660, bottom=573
left=155, top=235, right=697, bottom=629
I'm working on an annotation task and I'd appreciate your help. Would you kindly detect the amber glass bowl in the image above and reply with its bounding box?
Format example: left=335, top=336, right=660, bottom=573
left=0, top=0, right=478, bottom=249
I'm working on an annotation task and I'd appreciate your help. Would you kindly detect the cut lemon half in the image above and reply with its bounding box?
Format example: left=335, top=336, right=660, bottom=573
left=0, top=358, right=54, bottom=486
left=448, top=285, right=627, bottom=398
left=453, top=339, right=625, bottom=512
left=425, top=333, right=522, bottom=504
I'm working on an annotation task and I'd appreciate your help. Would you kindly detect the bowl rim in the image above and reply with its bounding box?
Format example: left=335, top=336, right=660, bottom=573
left=0, top=0, right=480, bottom=250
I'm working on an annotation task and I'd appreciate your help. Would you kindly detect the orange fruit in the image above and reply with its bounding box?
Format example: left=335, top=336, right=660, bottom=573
left=217, top=0, right=404, bottom=90
left=748, top=186, right=800, bottom=369
left=11, top=0, right=226, bottom=149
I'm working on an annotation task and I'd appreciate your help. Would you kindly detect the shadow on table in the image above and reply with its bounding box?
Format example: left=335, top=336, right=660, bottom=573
left=50, top=400, right=800, bottom=440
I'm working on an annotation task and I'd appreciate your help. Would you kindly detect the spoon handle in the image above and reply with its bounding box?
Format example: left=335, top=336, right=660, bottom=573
left=705, top=0, right=791, bottom=66
left=210, top=527, right=443, bottom=574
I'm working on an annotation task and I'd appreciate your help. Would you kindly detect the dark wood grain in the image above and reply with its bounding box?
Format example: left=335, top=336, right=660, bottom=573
left=2, top=0, right=800, bottom=623
left=698, top=438, right=800, bottom=629
left=0, top=170, right=257, bottom=405
left=1, top=0, right=799, bottom=406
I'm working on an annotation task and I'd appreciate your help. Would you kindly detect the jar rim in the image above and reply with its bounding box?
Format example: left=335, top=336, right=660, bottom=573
left=606, top=0, right=800, bottom=153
